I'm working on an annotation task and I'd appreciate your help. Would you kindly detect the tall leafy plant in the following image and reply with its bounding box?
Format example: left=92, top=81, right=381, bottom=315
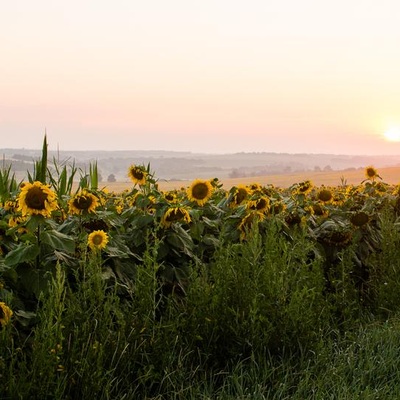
left=27, top=134, right=48, bottom=184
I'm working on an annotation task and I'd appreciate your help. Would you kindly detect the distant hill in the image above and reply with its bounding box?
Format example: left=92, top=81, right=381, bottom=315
left=1, top=148, right=400, bottom=182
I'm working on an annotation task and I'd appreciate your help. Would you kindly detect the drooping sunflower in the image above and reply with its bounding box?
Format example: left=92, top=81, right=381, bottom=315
left=0, top=301, right=13, bottom=328
left=364, top=166, right=380, bottom=181
left=350, top=211, right=370, bottom=227
left=231, top=185, right=249, bottom=206
left=17, top=181, right=58, bottom=218
left=163, top=191, right=178, bottom=203
left=128, top=165, right=148, bottom=185
left=4, top=200, right=18, bottom=213
left=322, top=230, right=353, bottom=248
left=247, top=196, right=270, bottom=213
left=187, top=179, right=213, bottom=206
left=317, top=188, right=333, bottom=203
left=161, top=206, right=191, bottom=228
left=8, top=215, right=27, bottom=230
left=238, top=211, right=265, bottom=240
left=270, top=200, right=286, bottom=215
left=68, top=190, right=100, bottom=215
left=296, top=180, right=313, bottom=195
left=284, top=211, right=304, bottom=227
left=87, top=230, right=109, bottom=251
left=313, top=204, right=329, bottom=218
left=248, top=183, right=262, bottom=193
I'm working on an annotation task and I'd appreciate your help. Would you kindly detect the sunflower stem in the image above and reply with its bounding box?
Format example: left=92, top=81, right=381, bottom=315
left=36, top=224, right=41, bottom=270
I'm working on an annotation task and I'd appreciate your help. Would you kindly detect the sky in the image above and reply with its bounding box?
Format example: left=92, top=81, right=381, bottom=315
left=1, top=0, right=400, bottom=155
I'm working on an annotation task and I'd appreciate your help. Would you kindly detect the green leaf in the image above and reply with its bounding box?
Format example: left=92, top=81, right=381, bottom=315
left=41, top=230, right=75, bottom=253
left=90, top=161, right=98, bottom=190
left=134, top=214, right=155, bottom=229
left=106, top=244, right=141, bottom=260
left=166, top=225, right=195, bottom=256
left=5, top=243, right=40, bottom=266
left=190, top=221, right=205, bottom=240
left=40, top=133, right=48, bottom=183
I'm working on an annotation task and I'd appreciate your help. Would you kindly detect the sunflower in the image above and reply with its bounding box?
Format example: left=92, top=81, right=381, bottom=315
left=364, top=166, right=380, bottom=181
left=317, top=188, right=333, bottom=203
left=17, top=181, right=58, bottom=218
left=161, top=206, right=191, bottom=228
left=231, top=185, right=249, bottom=206
left=313, top=204, right=329, bottom=217
left=247, top=196, right=270, bottom=213
left=4, top=200, right=18, bottom=212
left=187, top=179, right=213, bottom=206
left=284, top=211, right=304, bottom=227
left=238, top=211, right=265, bottom=240
left=296, top=180, right=313, bottom=195
left=0, top=302, right=13, bottom=328
left=322, top=230, right=353, bottom=248
left=248, top=183, right=262, bottom=193
left=87, top=230, right=109, bottom=251
left=350, top=211, right=369, bottom=227
left=270, top=200, right=286, bottom=215
left=128, top=165, right=148, bottom=185
left=8, top=215, right=27, bottom=229
left=68, top=190, right=100, bottom=215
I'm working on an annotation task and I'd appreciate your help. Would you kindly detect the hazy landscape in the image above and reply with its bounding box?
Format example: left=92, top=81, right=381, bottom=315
left=2, top=147, right=400, bottom=187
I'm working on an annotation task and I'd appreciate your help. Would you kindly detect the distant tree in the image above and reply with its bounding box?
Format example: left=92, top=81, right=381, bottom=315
left=323, top=165, right=332, bottom=172
left=283, top=166, right=292, bottom=173
left=314, top=166, right=321, bottom=172
left=229, top=169, right=245, bottom=178
left=107, top=174, right=116, bottom=182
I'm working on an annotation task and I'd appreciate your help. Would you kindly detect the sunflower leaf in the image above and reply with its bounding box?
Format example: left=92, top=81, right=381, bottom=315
left=40, top=230, right=76, bottom=254
left=4, top=243, right=40, bottom=267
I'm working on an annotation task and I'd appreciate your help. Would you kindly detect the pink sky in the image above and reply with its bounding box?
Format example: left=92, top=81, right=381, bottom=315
left=1, top=1, right=400, bottom=154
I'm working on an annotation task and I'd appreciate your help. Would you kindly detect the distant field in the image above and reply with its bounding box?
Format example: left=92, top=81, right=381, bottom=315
left=102, top=166, right=400, bottom=192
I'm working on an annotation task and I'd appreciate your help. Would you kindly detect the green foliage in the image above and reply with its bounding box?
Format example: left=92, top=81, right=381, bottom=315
left=2, top=138, right=400, bottom=398
left=48, top=156, right=78, bottom=199
left=28, top=134, right=48, bottom=183
left=0, top=164, right=20, bottom=203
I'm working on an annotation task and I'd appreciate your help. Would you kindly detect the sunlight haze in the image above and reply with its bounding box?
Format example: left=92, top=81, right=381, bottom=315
left=1, top=0, right=400, bottom=155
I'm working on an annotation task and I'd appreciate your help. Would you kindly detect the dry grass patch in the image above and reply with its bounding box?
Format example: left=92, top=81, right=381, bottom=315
left=102, top=166, right=400, bottom=192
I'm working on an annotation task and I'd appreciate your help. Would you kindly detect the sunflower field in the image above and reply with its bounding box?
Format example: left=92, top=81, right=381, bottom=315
left=2, top=138, right=400, bottom=399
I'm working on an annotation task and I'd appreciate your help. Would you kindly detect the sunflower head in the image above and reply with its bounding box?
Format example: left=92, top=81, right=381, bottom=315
left=128, top=165, right=148, bottom=185
left=17, top=181, right=58, bottom=218
left=270, top=201, right=286, bottom=215
left=248, top=183, right=262, bottom=193
left=163, top=191, right=177, bottom=203
left=247, top=196, right=270, bottom=213
left=187, top=179, right=213, bottom=206
left=87, top=230, right=109, bottom=251
left=68, top=190, right=99, bottom=215
left=296, top=180, right=313, bottom=195
left=284, top=211, right=304, bottom=227
left=313, top=204, right=329, bottom=217
left=323, top=230, right=353, bottom=248
left=0, top=302, right=13, bottom=328
left=4, top=200, right=17, bottom=213
left=231, top=185, right=249, bottom=206
left=238, top=211, right=265, bottom=240
left=364, top=166, right=379, bottom=181
left=350, top=211, right=370, bottom=227
left=317, top=189, right=333, bottom=203
left=161, top=206, right=191, bottom=228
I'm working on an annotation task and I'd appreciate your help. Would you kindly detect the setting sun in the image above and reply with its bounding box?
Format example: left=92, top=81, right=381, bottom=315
left=384, top=128, right=400, bottom=142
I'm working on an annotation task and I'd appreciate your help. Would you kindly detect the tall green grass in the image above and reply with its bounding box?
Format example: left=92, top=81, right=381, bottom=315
left=1, top=215, right=400, bottom=399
